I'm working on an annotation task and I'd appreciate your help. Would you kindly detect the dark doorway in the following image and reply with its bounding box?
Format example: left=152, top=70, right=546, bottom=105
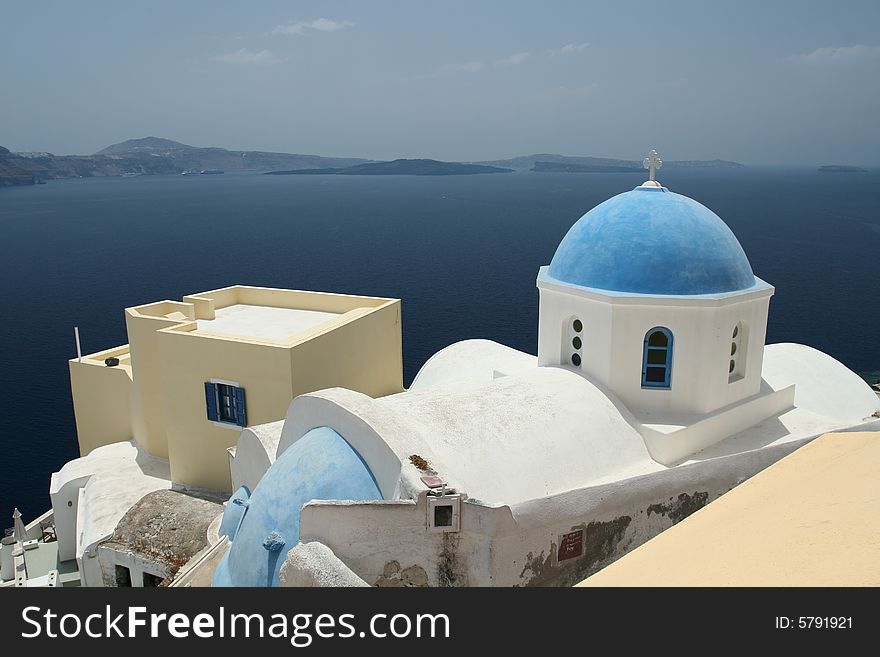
left=114, top=565, right=131, bottom=587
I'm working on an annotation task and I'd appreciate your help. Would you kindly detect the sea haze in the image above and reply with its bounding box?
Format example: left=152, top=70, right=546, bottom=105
left=0, top=168, right=878, bottom=518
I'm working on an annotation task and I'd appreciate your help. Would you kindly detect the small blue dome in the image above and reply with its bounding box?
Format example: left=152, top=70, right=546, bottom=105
left=548, top=185, right=755, bottom=295
left=213, top=427, right=381, bottom=587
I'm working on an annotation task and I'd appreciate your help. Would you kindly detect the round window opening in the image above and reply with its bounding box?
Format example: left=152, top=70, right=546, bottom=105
left=572, top=353, right=582, bottom=367
left=731, top=343, right=737, bottom=356
left=572, top=336, right=582, bottom=350
left=732, top=325, right=739, bottom=339
left=729, top=360, right=735, bottom=373
left=573, top=319, right=583, bottom=333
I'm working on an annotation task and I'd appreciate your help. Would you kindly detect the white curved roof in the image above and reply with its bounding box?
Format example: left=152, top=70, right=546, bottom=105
left=410, top=339, right=537, bottom=392
left=231, top=420, right=283, bottom=492
left=761, top=343, right=880, bottom=424
left=50, top=441, right=171, bottom=557
left=282, top=348, right=658, bottom=505
left=237, top=421, right=283, bottom=466
left=385, top=366, right=658, bottom=504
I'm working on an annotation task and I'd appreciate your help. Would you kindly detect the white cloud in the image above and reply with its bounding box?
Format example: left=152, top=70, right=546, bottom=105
left=548, top=42, right=589, bottom=57
left=272, top=18, right=355, bottom=36
left=786, top=44, right=880, bottom=65
left=494, top=52, right=530, bottom=67
left=211, top=48, right=280, bottom=65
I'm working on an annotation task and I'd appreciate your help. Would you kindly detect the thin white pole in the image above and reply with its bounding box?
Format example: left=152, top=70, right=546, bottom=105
left=74, top=326, right=82, bottom=362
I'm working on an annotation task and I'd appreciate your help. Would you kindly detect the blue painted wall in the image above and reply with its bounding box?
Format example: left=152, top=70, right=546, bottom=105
left=549, top=186, right=755, bottom=295
left=217, top=485, right=250, bottom=542
left=213, top=427, right=381, bottom=587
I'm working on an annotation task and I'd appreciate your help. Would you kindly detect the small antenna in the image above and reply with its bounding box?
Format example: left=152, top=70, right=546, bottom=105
left=74, top=326, right=82, bottom=362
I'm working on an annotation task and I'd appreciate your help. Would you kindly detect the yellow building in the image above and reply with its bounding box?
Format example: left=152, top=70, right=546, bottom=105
left=69, top=285, right=403, bottom=493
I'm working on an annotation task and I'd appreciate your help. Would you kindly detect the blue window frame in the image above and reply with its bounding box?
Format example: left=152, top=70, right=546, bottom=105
left=204, top=381, right=247, bottom=427
left=641, top=327, right=673, bottom=389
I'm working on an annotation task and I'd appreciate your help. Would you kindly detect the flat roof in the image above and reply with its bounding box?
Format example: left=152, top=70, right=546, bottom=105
left=195, top=304, right=340, bottom=341
left=17, top=540, right=80, bottom=587
left=579, top=431, right=880, bottom=586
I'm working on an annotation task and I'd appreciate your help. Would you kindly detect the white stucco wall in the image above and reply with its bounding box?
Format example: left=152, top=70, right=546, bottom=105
left=279, top=542, right=369, bottom=587
left=537, top=269, right=774, bottom=417
left=52, top=441, right=172, bottom=587
left=486, top=437, right=811, bottom=586
left=97, top=545, right=168, bottom=587
left=299, top=496, right=488, bottom=587
left=538, top=286, right=616, bottom=378
left=296, top=435, right=825, bottom=587
left=640, top=382, right=796, bottom=464
left=49, top=473, right=91, bottom=562
left=229, top=421, right=283, bottom=493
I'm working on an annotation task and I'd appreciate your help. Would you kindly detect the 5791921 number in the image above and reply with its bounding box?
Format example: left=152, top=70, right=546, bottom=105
left=801, top=617, right=852, bottom=629
left=776, top=617, right=852, bottom=629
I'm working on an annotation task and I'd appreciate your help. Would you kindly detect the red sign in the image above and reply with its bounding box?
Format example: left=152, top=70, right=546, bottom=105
left=558, top=530, right=584, bottom=562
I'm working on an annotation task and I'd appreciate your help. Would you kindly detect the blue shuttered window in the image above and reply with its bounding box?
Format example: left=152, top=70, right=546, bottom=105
left=205, top=381, right=247, bottom=427
left=233, top=386, right=247, bottom=427
left=204, top=382, right=219, bottom=422
left=641, top=327, right=673, bottom=389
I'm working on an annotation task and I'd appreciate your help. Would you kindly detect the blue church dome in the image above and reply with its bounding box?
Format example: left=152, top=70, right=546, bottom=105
left=213, top=426, right=381, bottom=587
left=548, top=185, right=756, bottom=295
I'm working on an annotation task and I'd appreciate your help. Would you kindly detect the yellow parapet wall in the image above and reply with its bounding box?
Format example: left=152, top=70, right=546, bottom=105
left=579, top=431, right=880, bottom=587
left=69, top=345, right=134, bottom=456
left=69, top=285, right=403, bottom=494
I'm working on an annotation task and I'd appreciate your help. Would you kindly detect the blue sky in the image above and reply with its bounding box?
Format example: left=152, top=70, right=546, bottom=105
left=2, top=0, right=878, bottom=164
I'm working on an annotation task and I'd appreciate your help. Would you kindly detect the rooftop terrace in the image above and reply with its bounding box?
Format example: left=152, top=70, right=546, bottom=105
left=195, top=304, right=340, bottom=342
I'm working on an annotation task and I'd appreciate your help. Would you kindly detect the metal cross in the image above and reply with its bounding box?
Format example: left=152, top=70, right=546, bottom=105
left=643, top=149, right=662, bottom=181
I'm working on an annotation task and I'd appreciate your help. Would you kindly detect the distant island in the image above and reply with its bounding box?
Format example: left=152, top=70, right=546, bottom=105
left=532, top=161, right=643, bottom=173
left=475, top=154, right=745, bottom=171
left=1, top=136, right=747, bottom=187
left=818, top=165, right=868, bottom=173
left=0, top=137, right=370, bottom=186
left=0, top=146, right=40, bottom=186
left=267, top=159, right=512, bottom=176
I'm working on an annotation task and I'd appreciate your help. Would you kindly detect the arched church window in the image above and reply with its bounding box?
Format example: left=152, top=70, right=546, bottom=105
left=729, top=322, right=746, bottom=382
left=568, top=317, right=583, bottom=367
left=642, top=327, right=673, bottom=388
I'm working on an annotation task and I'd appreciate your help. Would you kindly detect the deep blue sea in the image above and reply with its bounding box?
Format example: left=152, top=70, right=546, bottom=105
left=1, top=168, right=878, bottom=519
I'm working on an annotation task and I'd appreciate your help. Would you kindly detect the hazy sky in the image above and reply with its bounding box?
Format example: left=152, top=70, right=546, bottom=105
left=2, top=1, right=878, bottom=164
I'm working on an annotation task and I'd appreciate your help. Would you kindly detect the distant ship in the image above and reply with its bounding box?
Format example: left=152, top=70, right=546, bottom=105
left=181, top=170, right=198, bottom=176
left=121, top=172, right=140, bottom=177
left=200, top=169, right=224, bottom=175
